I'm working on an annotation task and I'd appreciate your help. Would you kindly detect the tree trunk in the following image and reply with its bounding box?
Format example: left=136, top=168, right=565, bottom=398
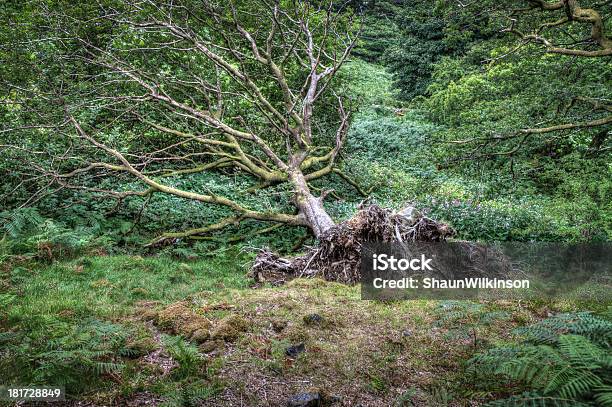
left=289, top=169, right=335, bottom=238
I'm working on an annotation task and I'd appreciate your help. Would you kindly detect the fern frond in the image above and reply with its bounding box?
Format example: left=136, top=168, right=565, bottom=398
left=515, top=313, right=612, bottom=348
left=558, top=334, right=608, bottom=369
left=594, top=386, right=612, bottom=407
left=0, top=208, right=45, bottom=238
left=484, top=391, right=592, bottom=406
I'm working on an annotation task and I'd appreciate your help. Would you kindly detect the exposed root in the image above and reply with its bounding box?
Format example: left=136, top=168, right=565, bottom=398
left=250, top=205, right=455, bottom=285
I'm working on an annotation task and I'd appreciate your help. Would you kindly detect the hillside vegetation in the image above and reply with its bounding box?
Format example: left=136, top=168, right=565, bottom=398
left=1, top=1, right=610, bottom=406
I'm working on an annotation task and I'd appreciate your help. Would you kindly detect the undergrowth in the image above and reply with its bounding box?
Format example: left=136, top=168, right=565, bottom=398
left=0, top=253, right=247, bottom=401
left=468, top=312, right=612, bottom=406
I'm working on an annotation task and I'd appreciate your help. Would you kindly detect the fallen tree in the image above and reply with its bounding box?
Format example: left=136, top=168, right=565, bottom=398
left=2, top=0, right=362, bottom=241
left=250, top=205, right=456, bottom=285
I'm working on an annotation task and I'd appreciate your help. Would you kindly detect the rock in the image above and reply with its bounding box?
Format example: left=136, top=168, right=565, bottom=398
left=303, top=313, right=323, bottom=326
left=287, top=392, right=321, bottom=407
left=285, top=343, right=305, bottom=358
left=211, top=314, right=250, bottom=341
left=402, top=329, right=413, bottom=337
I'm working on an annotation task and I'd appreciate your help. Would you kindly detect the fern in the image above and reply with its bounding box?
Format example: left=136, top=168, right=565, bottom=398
left=558, top=335, right=612, bottom=369
left=0, top=208, right=45, bottom=238
left=435, top=301, right=511, bottom=342
left=0, top=293, right=16, bottom=308
left=484, top=391, right=592, bottom=406
left=1, top=208, right=112, bottom=259
left=594, top=387, right=612, bottom=407
left=515, top=312, right=612, bottom=348
left=163, top=335, right=203, bottom=378
left=160, top=384, right=219, bottom=407
left=2, top=318, right=130, bottom=391
left=469, top=312, right=612, bottom=406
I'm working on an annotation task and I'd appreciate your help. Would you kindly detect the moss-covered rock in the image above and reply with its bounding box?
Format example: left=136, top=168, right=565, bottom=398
left=190, top=328, right=210, bottom=343
left=156, top=301, right=211, bottom=337
left=199, top=339, right=225, bottom=353
left=210, top=314, right=250, bottom=341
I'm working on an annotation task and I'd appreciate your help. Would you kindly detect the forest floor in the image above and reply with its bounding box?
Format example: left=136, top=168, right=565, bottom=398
left=0, top=253, right=584, bottom=406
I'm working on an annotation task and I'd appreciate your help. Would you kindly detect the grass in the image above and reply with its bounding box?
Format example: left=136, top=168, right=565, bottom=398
left=0, top=253, right=600, bottom=406
left=0, top=252, right=249, bottom=406
left=2, top=254, right=249, bottom=342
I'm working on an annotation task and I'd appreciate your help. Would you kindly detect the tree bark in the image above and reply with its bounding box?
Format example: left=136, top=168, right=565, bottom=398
left=289, top=169, right=335, bottom=238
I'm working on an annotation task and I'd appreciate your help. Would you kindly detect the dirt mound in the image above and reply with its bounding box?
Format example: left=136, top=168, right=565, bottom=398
left=250, top=205, right=455, bottom=285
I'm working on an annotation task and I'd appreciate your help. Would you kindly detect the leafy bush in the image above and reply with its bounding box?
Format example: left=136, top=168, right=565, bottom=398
left=1, top=207, right=45, bottom=238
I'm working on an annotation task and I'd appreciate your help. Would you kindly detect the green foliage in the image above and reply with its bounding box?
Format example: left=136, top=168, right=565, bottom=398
left=382, top=5, right=452, bottom=99
left=2, top=2, right=610, bottom=247
left=0, top=318, right=128, bottom=392
left=1, top=2, right=609, bottom=406
left=483, top=392, right=592, bottom=407
left=353, top=0, right=495, bottom=99
left=0, top=253, right=247, bottom=398
left=163, top=335, right=203, bottom=379
left=349, top=0, right=402, bottom=63
left=159, top=382, right=221, bottom=407
left=468, top=313, right=612, bottom=406
left=513, top=312, right=612, bottom=348
left=0, top=207, right=45, bottom=238
left=424, top=195, right=592, bottom=242
left=434, top=301, right=511, bottom=342
left=0, top=208, right=114, bottom=260
left=417, top=24, right=611, bottom=241
left=335, top=59, right=610, bottom=243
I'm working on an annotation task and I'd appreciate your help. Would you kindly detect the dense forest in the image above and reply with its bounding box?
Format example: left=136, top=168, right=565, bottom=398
left=1, top=1, right=610, bottom=406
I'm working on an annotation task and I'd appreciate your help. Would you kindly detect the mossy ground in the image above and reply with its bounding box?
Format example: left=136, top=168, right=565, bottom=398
left=0, top=254, right=591, bottom=406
